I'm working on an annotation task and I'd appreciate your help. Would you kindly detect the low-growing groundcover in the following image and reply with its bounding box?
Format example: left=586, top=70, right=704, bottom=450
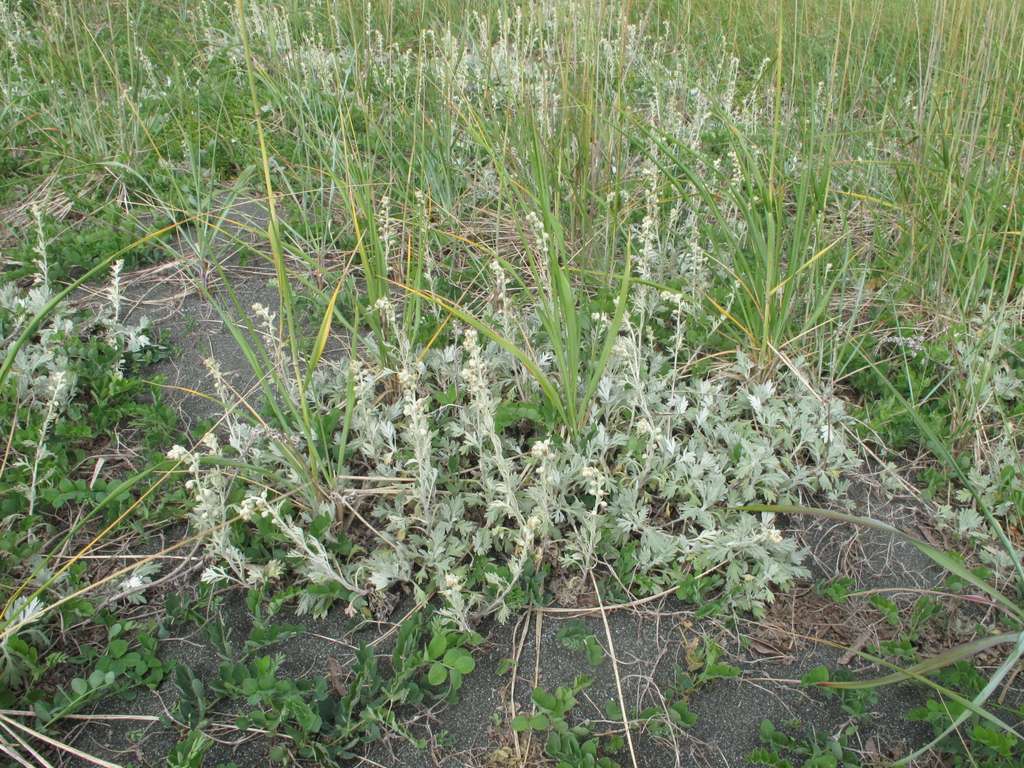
left=1, top=0, right=1024, bottom=766
left=178, top=303, right=853, bottom=623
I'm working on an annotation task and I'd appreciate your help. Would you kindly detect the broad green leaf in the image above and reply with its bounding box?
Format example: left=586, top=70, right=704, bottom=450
left=427, top=662, right=447, bottom=686
left=510, top=715, right=533, bottom=732
left=427, top=632, right=447, bottom=660
left=109, top=638, right=129, bottom=659
left=585, top=638, right=606, bottom=667
left=444, top=647, right=475, bottom=675
left=532, top=688, right=558, bottom=712
left=801, top=666, right=830, bottom=686
left=448, top=668, right=463, bottom=690
left=604, top=700, right=623, bottom=720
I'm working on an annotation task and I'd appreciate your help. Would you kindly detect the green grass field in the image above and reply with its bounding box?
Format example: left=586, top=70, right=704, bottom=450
left=1, top=1, right=1023, bottom=766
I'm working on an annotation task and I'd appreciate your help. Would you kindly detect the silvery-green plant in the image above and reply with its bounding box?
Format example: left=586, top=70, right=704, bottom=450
left=187, top=278, right=858, bottom=623
left=0, top=229, right=156, bottom=680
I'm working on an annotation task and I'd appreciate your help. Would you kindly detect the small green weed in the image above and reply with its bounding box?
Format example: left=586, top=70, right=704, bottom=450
left=512, top=676, right=622, bottom=768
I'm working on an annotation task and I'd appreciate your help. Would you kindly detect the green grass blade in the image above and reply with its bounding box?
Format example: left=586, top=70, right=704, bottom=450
left=805, top=632, right=1024, bottom=746
left=740, top=504, right=1024, bottom=621
left=580, top=238, right=632, bottom=429
left=821, top=632, right=1021, bottom=689
left=896, top=633, right=1024, bottom=766
left=306, top=277, right=345, bottom=389
left=394, top=280, right=567, bottom=426
left=857, top=348, right=1024, bottom=589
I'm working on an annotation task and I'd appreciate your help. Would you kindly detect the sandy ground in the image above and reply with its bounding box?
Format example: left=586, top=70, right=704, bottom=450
left=54, top=197, right=1021, bottom=767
